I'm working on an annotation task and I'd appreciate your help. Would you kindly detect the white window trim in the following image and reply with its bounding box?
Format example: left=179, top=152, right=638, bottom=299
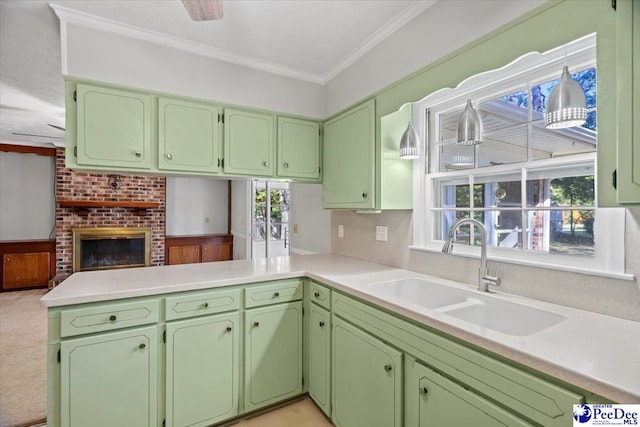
left=409, top=34, right=633, bottom=281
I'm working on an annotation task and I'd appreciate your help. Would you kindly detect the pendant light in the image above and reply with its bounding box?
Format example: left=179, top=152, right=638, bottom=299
left=457, top=99, right=483, bottom=145
left=544, top=65, right=587, bottom=129
left=399, top=122, right=420, bottom=159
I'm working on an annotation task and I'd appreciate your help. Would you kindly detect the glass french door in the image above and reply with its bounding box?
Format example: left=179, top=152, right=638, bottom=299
left=251, top=181, right=291, bottom=259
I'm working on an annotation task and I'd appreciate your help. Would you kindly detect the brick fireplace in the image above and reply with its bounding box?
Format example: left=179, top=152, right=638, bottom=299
left=55, top=149, right=166, bottom=275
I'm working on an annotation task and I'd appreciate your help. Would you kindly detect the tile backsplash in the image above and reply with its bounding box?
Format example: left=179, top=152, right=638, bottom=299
left=332, top=208, right=640, bottom=322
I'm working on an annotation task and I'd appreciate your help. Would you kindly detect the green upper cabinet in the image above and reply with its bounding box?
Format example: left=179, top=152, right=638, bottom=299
left=244, top=301, right=303, bottom=412
left=332, top=316, right=402, bottom=427
left=60, top=325, right=158, bottom=427
left=76, top=84, right=152, bottom=169
left=158, top=97, right=221, bottom=173
left=277, top=116, right=321, bottom=180
left=166, top=312, right=239, bottom=427
left=309, top=304, right=331, bottom=417
left=323, top=99, right=376, bottom=209
left=224, top=108, right=274, bottom=176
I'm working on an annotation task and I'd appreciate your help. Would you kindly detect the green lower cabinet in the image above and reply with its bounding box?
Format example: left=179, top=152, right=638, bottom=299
left=308, top=304, right=331, bottom=417
left=332, top=316, right=402, bottom=427
left=405, top=355, right=533, bottom=427
left=245, top=301, right=303, bottom=412
left=165, top=312, right=239, bottom=427
left=60, top=325, right=158, bottom=427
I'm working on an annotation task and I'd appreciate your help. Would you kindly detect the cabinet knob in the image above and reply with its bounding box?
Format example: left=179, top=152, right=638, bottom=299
left=109, top=315, right=117, bottom=322
left=134, top=151, right=142, bottom=157
left=5, top=258, right=9, bottom=261
left=362, top=192, right=368, bottom=199
left=253, top=321, right=260, bottom=327
left=319, top=321, right=325, bottom=327
left=420, top=387, right=428, bottom=395
left=274, top=292, right=280, bottom=297
left=226, top=326, right=232, bottom=332
left=139, top=343, right=146, bottom=350
left=314, top=291, right=320, bottom=298
left=263, top=161, right=269, bottom=167
left=384, top=364, right=393, bottom=372
left=283, top=162, right=289, bottom=168
left=203, top=302, right=209, bottom=308
left=166, top=153, right=173, bottom=160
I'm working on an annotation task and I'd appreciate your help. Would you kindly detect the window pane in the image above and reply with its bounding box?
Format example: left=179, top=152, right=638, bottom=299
left=440, top=143, right=475, bottom=171
left=526, top=209, right=594, bottom=256
left=474, top=174, right=522, bottom=208
left=526, top=171, right=594, bottom=208
left=435, top=210, right=472, bottom=242
left=530, top=125, right=596, bottom=157
left=489, top=210, right=523, bottom=249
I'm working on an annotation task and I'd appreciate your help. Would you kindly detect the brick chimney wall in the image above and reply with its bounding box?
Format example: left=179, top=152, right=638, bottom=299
left=55, top=149, right=166, bottom=274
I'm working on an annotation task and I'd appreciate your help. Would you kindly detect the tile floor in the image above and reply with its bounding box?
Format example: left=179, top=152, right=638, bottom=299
left=230, top=397, right=334, bottom=427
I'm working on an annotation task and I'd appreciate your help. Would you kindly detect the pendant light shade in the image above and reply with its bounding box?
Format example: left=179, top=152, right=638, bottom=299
left=457, top=99, right=483, bottom=145
left=399, top=122, right=420, bottom=159
left=544, top=65, right=587, bottom=129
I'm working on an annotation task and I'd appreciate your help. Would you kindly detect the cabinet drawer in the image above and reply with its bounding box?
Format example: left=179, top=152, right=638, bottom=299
left=309, top=281, right=331, bottom=310
left=60, top=299, right=159, bottom=338
left=244, top=279, right=303, bottom=308
left=165, top=287, right=241, bottom=321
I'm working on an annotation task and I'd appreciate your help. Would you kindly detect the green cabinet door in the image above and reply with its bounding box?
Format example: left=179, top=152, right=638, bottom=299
left=277, top=116, right=321, bottom=180
left=323, top=99, right=375, bottom=209
left=308, top=304, right=331, bottom=417
left=404, top=356, right=532, bottom=427
left=158, top=97, right=221, bottom=173
left=76, top=84, right=151, bottom=169
left=245, top=301, right=302, bottom=411
left=166, top=312, right=239, bottom=427
left=332, top=316, right=402, bottom=427
left=224, top=108, right=274, bottom=176
left=60, top=325, right=158, bottom=427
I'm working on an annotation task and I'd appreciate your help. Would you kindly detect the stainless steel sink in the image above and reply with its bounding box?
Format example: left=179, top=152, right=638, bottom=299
left=368, top=278, right=565, bottom=336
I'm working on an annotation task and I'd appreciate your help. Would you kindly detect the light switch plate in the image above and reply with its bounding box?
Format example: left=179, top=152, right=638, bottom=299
left=376, top=226, right=388, bottom=242
left=338, top=225, right=344, bottom=238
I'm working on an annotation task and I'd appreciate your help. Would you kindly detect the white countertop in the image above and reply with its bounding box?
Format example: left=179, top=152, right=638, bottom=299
left=42, top=253, right=640, bottom=403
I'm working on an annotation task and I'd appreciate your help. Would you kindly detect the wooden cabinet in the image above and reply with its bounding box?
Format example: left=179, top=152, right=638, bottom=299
left=309, top=303, right=331, bottom=417
left=277, top=116, right=321, bottom=180
left=75, top=84, right=152, bottom=169
left=165, top=234, right=232, bottom=265
left=1, top=240, right=55, bottom=291
left=244, top=301, right=303, bottom=411
left=332, top=316, right=402, bottom=427
left=166, top=312, right=239, bottom=427
left=223, top=108, right=274, bottom=176
left=405, top=356, right=532, bottom=427
left=158, top=97, right=221, bottom=173
left=323, top=99, right=376, bottom=209
left=60, top=325, right=158, bottom=427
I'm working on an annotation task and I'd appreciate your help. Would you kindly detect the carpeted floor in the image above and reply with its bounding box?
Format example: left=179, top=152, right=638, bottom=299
left=0, top=289, right=48, bottom=427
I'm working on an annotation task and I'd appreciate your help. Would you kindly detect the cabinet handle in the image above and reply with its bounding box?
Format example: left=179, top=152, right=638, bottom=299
left=263, top=161, right=269, bottom=167
left=314, top=291, right=320, bottom=298
left=362, top=192, right=368, bottom=199
left=166, top=153, right=173, bottom=160
left=384, top=364, right=393, bottom=372
left=203, top=302, right=209, bottom=308
left=226, top=326, right=232, bottom=332
left=139, top=343, right=146, bottom=350
left=420, top=387, right=428, bottom=395
left=283, top=162, right=289, bottom=168
left=319, top=321, right=325, bottom=327
left=274, top=292, right=280, bottom=297
left=109, top=315, right=117, bottom=322
left=253, top=321, right=260, bottom=327
left=134, top=151, right=142, bottom=157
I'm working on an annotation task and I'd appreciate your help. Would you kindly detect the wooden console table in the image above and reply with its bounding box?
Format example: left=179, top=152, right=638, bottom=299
left=165, top=234, right=233, bottom=265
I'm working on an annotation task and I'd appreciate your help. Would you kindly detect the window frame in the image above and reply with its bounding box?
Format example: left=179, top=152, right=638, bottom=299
left=410, top=34, right=629, bottom=279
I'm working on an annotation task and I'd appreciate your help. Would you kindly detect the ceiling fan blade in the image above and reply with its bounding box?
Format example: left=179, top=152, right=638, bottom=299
left=182, top=0, right=223, bottom=21
left=48, top=124, right=66, bottom=131
left=11, top=132, right=65, bottom=140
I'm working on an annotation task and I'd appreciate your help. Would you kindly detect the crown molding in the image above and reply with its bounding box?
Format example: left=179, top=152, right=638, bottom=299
left=49, top=1, right=436, bottom=86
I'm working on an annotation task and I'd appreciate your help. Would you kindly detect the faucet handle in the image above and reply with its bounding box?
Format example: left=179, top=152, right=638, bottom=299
left=483, top=274, right=501, bottom=287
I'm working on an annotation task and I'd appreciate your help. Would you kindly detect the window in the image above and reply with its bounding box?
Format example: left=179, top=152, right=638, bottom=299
left=413, top=34, right=626, bottom=277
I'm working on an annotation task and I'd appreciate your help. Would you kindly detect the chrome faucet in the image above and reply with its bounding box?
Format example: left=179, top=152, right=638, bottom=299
left=441, top=218, right=501, bottom=292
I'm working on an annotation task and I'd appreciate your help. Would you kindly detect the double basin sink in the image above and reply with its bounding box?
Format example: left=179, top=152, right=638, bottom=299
left=368, top=278, right=565, bottom=336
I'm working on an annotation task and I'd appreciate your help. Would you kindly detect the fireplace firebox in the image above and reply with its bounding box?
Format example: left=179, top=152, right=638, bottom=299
left=72, top=227, right=151, bottom=273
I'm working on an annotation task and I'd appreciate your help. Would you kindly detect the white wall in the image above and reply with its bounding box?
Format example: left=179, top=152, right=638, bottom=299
left=290, top=183, right=331, bottom=254
left=63, top=23, right=324, bottom=119
left=165, top=176, right=228, bottom=236
left=230, top=180, right=250, bottom=260
left=323, top=0, right=545, bottom=117
left=0, top=151, right=55, bottom=240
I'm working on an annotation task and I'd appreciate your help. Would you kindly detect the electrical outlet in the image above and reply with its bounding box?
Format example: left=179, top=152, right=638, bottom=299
left=376, top=226, right=388, bottom=242
left=338, top=225, right=344, bottom=238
